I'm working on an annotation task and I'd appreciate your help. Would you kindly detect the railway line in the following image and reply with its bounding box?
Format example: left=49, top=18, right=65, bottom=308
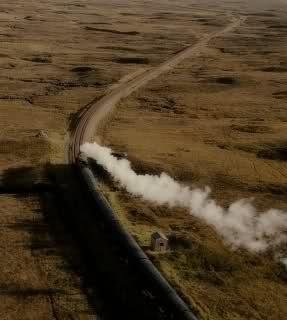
left=66, top=16, right=245, bottom=319
left=68, top=15, right=245, bottom=164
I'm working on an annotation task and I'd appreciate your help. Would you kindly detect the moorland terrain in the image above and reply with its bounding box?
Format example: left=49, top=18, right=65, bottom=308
left=97, top=1, right=287, bottom=319
left=0, top=0, right=286, bottom=319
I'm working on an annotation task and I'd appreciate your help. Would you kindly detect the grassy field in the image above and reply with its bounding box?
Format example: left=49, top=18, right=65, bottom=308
left=1, top=0, right=287, bottom=318
left=0, top=0, right=243, bottom=318
left=97, top=1, right=287, bottom=319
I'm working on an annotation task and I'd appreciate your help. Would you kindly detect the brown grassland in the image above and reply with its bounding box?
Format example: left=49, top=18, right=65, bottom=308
left=0, top=0, right=286, bottom=319
left=97, top=1, right=287, bottom=319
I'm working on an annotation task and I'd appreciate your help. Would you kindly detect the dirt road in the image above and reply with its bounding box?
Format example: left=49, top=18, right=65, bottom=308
left=68, top=15, right=245, bottom=163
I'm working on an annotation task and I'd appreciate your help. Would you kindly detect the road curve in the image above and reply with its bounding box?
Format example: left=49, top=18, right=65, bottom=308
left=68, top=15, right=245, bottom=163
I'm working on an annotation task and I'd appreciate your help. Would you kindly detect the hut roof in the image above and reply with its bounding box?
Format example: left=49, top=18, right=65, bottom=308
left=151, top=231, right=168, bottom=240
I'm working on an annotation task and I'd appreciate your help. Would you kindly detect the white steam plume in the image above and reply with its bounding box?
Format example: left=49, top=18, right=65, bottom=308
left=281, top=257, right=287, bottom=270
left=81, top=142, right=287, bottom=253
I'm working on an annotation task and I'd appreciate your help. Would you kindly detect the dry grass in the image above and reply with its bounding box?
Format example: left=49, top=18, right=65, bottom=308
left=1, top=0, right=287, bottom=318
left=0, top=0, right=244, bottom=317
left=98, top=1, right=287, bottom=319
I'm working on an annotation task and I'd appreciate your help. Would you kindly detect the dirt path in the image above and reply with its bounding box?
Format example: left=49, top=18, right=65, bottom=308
left=68, top=15, right=245, bottom=162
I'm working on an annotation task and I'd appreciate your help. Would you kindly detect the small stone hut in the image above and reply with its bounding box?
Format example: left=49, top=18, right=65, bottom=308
left=151, top=231, right=168, bottom=252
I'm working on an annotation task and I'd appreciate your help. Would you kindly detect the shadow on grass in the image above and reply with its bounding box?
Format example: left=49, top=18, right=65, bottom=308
left=0, top=287, right=64, bottom=296
left=0, top=163, right=175, bottom=320
left=0, top=164, right=102, bottom=316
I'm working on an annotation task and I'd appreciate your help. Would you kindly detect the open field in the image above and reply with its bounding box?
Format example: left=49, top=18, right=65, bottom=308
left=97, top=1, right=287, bottom=319
left=1, top=0, right=287, bottom=319
left=0, top=0, right=249, bottom=318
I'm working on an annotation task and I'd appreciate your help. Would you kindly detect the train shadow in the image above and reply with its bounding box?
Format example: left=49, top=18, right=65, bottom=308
left=0, top=163, right=173, bottom=320
left=0, top=164, right=104, bottom=317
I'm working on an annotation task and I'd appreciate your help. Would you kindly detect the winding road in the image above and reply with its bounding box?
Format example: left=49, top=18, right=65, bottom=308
left=68, top=15, right=245, bottom=164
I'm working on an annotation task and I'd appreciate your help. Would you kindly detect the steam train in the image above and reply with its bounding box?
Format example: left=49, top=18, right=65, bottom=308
left=76, top=153, right=197, bottom=320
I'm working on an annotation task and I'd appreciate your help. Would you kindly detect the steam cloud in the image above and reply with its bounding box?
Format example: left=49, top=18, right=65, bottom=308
left=281, top=257, right=287, bottom=270
left=81, top=142, right=287, bottom=253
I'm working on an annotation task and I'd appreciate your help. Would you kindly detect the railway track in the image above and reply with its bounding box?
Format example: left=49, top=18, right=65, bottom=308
left=66, top=16, right=245, bottom=319
left=68, top=15, right=245, bottom=164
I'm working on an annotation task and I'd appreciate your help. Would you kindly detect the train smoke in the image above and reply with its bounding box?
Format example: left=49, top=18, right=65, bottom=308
left=81, top=142, right=287, bottom=253
left=281, top=257, right=287, bottom=270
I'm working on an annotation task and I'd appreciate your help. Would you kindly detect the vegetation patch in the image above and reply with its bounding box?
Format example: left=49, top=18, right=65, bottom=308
left=120, top=12, right=142, bottom=16
left=24, top=56, right=52, bottom=63
left=228, top=142, right=287, bottom=162
left=215, top=77, right=239, bottom=85
left=231, top=124, right=273, bottom=134
left=268, top=24, right=287, bottom=29
left=168, top=233, right=193, bottom=250
left=84, top=26, right=140, bottom=35
left=272, top=90, right=287, bottom=99
left=248, top=12, right=277, bottom=17
left=137, top=96, right=177, bottom=113
left=32, top=57, right=51, bottom=63
left=24, top=15, right=33, bottom=20
left=114, top=57, right=149, bottom=64
left=257, top=143, right=287, bottom=161
left=70, top=66, right=94, bottom=73
left=261, top=66, right=287, bottom=72
left=99, top=46, right=138, bottom=52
